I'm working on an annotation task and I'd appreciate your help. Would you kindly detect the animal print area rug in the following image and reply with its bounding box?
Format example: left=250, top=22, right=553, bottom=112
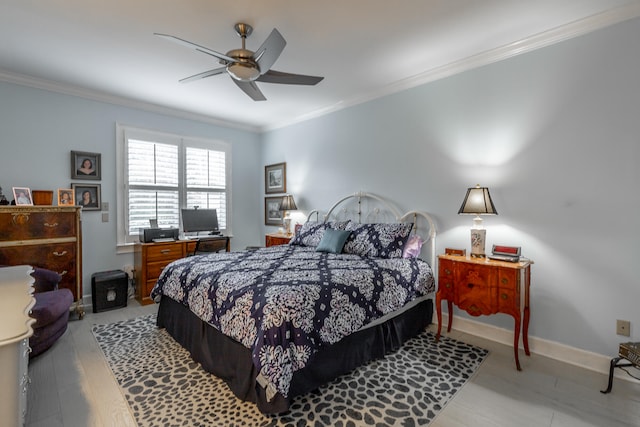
left=92, top=314, right=488, bottom=427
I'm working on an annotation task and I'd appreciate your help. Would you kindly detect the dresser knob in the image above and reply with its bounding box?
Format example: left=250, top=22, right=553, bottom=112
left=467, top=283, right=474, bottom=289
left=53, top=251, right=68, bottom=257
left=501, top=278, right=509, bottom=284
left=44, top=222, right=59, bottom=228
left=501, top=293, right=509, bottom=300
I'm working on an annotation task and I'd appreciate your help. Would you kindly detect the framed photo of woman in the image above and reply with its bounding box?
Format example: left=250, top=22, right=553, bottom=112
left=71, top=150, right=101, bottom=180
left=71, top=183, right=101, bottom=211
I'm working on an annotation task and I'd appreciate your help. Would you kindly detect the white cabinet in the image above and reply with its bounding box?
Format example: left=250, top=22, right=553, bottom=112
left=0, top=265, right=36, bottom=426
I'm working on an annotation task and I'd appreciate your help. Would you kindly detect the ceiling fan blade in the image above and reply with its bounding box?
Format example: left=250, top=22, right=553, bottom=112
left=232, top=79, right=267, bottom=101
left=154, top=33, right=236, bottom=64
left=179, top=67, right=226, bottom=83
left=253, top=29, right=286, bottom=75
left=257, top=70, right=324, bottom=85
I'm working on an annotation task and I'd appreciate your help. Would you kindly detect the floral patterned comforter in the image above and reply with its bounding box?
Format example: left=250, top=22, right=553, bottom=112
left=151, top=244, right=435, bottom=401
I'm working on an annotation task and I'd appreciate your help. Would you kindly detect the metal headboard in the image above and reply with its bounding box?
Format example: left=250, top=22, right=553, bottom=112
left=306, top=191, right=437, bottom=267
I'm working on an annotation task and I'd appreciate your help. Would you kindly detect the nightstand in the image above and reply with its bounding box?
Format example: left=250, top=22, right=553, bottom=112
left=265, top=233, right=292, bottom=247
left=436, top=254, right=533, bottom=370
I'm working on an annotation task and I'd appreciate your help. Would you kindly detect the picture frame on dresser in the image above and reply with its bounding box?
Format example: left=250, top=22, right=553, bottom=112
left=71, top=183, right=101, bottom=211
left=12, top=187, right=33, bottom=205
left=265, top=162, right=286, bottom=194
left=71, top=150, right=101, bottom=180
left=265, top=196, right=283, bottom=225
left=57, top=188, right=75, bottom=206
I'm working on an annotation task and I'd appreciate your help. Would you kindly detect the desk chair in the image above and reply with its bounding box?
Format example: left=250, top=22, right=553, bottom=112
left=192, top=236, right=230, bottom=255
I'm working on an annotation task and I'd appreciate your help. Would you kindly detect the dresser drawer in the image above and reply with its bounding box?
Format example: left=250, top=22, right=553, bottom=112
left=456, top=282, right=493, bottom=315
left=0, top=242, right=76, bottom=269
left=497, top=287, right=519, bottom=312
left=146, top=260, right=175, bottom=280
left=438, top=258, right=456, bottom=299
left=498, top=268, right=519, bottom=289
left=0, top=210, right=76, bottom=241
left=0, top=242, right=78, bottom=298
left=453, top=263, right=497, bottom=316
left=145, top=243, right=184, bottom=261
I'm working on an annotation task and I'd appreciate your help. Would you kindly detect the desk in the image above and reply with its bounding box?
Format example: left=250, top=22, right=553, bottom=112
left=436, top=254, right=533, bottom=370
left=134, top=236, right=230, bottom=305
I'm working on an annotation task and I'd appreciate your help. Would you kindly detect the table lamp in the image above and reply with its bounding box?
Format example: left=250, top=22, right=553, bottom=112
left=458, top=184, right=497, bottom=257
left=279, top=194, right=297, bottom=236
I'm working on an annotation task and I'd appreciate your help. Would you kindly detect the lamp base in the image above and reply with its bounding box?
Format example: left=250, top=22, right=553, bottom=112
left=283, top=217, right=292, bottom=236
left=470, top=229, right=486, bottom=258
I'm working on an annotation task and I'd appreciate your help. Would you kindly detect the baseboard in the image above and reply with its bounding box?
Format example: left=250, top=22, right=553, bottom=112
left=441, top=313, right=639, bottom=384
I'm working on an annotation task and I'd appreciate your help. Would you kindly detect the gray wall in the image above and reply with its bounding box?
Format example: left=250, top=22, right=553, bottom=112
left=0, top=82, right=263, bottom=294
left=261, top=18, right=640, bottom=356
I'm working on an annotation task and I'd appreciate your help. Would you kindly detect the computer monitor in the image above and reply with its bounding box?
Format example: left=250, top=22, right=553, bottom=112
left=181, top=208, right=220, bottom=235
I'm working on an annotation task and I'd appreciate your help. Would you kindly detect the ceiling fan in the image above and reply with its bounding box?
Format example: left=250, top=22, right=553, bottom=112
left=155, top=23, right=324, bottom=101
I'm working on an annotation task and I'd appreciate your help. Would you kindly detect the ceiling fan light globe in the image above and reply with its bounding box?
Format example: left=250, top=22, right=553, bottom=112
left=227, top=63, right=260, bottom=82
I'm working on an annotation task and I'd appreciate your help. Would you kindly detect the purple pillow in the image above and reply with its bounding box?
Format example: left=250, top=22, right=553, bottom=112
left=402, top=235, right=424, bottom=258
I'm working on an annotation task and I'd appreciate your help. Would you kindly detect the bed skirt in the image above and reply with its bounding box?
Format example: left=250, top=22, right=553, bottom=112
left=156, top=295, right=433, bottom=414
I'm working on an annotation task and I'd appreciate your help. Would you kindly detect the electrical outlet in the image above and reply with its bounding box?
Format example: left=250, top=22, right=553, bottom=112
left=616, top=319, right=631, bottom=336
left=102, top=212, right=109, bottom=223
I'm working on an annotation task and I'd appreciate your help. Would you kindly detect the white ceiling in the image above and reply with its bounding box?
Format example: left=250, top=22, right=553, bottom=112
left=1, top=1, right=638, bottom=132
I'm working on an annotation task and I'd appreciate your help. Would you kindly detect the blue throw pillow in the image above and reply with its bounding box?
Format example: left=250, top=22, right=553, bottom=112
left=316, top=229, right=351, bottom=254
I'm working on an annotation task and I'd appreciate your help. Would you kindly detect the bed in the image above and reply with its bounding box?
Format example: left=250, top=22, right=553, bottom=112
left=151, top=192, right=437, bottom=414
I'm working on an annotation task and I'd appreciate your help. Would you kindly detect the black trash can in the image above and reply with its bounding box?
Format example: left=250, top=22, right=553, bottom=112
left=91, top=270, right=128, bottom=313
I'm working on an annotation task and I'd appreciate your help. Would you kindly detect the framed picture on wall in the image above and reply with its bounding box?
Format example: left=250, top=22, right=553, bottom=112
left=265, top=162, right=286, bottom=194
left=72, top=183, right=101, bottom=211
left=265, top=196, right=283, bottom=225
left=71, top=150, right=101, bottom=180
left=57, top=188, right=75, bottom=205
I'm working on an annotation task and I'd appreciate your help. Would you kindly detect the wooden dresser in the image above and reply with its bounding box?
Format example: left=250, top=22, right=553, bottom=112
left=134, top=237, right=230, bottom=305
left=0, top=265, right=36, bottom=427
left=0, top=206, right=83, bottom=317
left=436, top=254, right=533, bottom=370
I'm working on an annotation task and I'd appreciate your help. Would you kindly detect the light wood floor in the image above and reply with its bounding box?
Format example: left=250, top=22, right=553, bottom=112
left=26, top=300, right=640, bottom=427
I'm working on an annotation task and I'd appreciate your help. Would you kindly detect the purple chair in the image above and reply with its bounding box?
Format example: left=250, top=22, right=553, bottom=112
left=29, top=267, right=74, bottom=358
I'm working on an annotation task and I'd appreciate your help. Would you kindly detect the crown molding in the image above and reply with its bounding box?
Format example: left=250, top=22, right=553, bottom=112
left=265, top=3, right=640, bottom=132
left=0, top=70, right=261, bottom=134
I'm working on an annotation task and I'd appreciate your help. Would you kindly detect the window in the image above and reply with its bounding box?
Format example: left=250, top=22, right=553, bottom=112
left=116, top=125, right=231, bottom=248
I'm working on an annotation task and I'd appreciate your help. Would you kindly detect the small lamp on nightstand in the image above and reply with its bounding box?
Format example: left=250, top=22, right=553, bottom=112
left=280, top=194, right=297, bottom=236
left=458, top=184, right=497, bottom=257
